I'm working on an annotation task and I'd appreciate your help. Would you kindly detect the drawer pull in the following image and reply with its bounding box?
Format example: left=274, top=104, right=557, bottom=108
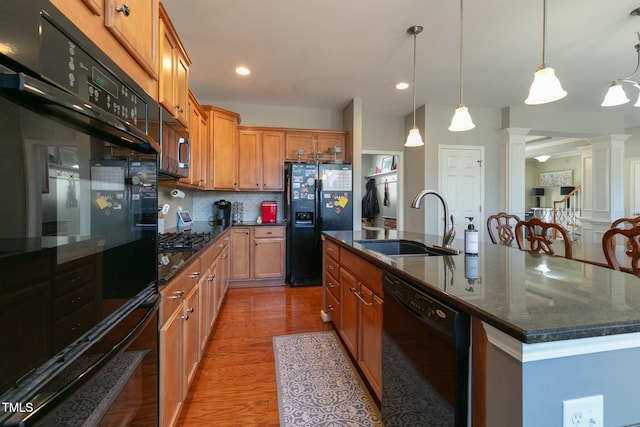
left=115, top=3, right=130, bottom=16
left=354, top=291, right=374, bottom=307
left=189, top=271, right=201, bottom=278
left=327, top=265, right=334, bottom=271
left=328, top=281, right=335, bottom=288
left=181, top=314, right=189, bottom=321
left=167, top=290, right=185, bottom=300
left=327, top=247, right=334, bottom=253
left=327, top=304, right=335, bottom=311
left=187, top=307, right=194, bottom=313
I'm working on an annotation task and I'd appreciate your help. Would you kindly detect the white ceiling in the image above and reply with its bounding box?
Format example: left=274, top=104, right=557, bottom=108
left=162, top=0, right=640, bottom=154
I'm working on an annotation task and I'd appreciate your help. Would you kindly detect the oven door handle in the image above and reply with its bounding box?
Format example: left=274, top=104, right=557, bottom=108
left=0, top=71, right=160, bottom=154
left=16, top=292, right=159, bottom=426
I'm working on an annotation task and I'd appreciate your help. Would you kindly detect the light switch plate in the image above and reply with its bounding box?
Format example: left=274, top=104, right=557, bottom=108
left=562, top=395, right=603, bottom=427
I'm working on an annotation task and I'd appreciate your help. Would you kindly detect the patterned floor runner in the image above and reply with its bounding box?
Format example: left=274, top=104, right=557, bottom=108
left=273, top=331, right=382, bottom=427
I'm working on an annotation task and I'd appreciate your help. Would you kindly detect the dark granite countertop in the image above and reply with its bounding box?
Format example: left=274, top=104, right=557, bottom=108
left=323, top=229, right=640, bottom=344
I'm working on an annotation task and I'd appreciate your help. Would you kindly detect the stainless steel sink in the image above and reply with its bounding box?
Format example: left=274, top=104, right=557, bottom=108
left=353, top=239, right=454, bottom=256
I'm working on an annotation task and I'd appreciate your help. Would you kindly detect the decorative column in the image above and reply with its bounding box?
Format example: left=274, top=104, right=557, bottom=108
left=499, top=128, right=531, bottom=219
left=580, top=134, right=628, bottom=244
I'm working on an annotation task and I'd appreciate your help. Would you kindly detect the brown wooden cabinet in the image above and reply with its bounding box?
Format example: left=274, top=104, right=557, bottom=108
left=104, top=0, right=158, bottom=79
left=229, top=225, right=286, bottom=286
left=237, top=128, right=285, bottom=191
left=284, top=130, right=349, bottom=163
left=159, top=4, right=190, bottom=126
left=159, top=258, right=201, bottom=427
left=322, top=239, right=383, bottom=401
left=180, top=91, right=208, bottom=188
left=205, top=106, right=240, bottom=190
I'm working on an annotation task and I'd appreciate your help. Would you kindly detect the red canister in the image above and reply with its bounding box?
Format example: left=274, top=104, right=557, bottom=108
left=261, top=200, right=277, bottom=223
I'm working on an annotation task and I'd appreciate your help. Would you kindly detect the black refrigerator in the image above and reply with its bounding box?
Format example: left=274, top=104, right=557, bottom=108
left=285, top=163, right=353, bottom=286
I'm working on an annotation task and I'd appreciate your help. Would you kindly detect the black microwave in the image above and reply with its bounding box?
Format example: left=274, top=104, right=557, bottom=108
left=153, top=106, right=190, bottom=179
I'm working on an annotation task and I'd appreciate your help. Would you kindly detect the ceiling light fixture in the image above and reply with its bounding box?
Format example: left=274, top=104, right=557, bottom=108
left=525, top=0, right=567, bottom=105
left=534, top=155, right=551, bottom=162
left=449, top=0, right=475, bottom=132
left=405, top=25, right=424, bottom=147
left=601, top=32, right=640, bottom=107
left=396, top=82, right=409, bottom=90
left=235, top=66, right=251, bottom=76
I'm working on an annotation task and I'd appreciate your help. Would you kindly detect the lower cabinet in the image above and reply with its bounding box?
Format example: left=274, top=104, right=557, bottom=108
left=159, top=231, right=231, bottom=427
left=229, top=225, right=286, bottom=286
left=323, top=238, right=383, bottom=401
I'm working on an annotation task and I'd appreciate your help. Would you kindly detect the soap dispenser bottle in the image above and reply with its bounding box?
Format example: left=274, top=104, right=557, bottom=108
left=464, top=216, right=478, bottom=255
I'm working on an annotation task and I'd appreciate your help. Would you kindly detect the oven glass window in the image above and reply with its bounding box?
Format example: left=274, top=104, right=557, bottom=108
left=0, top=94, right=158, bottom=400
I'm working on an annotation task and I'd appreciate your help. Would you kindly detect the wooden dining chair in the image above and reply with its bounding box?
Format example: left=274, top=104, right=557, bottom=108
left=608, top=216, right=640, bottom=252
left=486, top=212, right=521, bottom=246
left=602, top=225, right=640, bottom=276
left=515, top=217, right=573, bottom=259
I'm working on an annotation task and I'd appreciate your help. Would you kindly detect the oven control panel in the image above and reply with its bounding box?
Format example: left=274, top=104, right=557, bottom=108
left=39, top=17, right=147, bottom=130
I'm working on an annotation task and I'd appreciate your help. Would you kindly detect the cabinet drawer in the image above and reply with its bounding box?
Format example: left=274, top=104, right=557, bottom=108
left=324, top=239, right=340, bottom=261
left=326, top=256, right=340, bottom=282
left=53, top=302, right=95, bottom=352
left=160, top=259, right=201, bottom=325
left=326, top=270, right=340, bottom=302
left=53, top=283, right=95, bottom=321
left=53, top=263, right=95, bottom=298
left=325, top=287, right=340, bottom=329
left=254, top=226, right=285, bottom=238
left=340, top=248, right=383, bottom=295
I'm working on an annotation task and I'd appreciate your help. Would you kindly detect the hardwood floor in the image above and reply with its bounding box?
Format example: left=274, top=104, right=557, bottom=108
left=176, top=284, right=333, bottom=427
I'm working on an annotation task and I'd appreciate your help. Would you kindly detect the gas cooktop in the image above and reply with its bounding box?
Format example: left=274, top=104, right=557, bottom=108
left=158, top=231, right=211, bottom=252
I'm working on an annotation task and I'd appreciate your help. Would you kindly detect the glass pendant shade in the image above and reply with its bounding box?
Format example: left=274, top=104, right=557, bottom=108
left=405, top=127, right=424, bottom=147
left=601, top=81, right=629, bottom=106
left=525, top=66, right=567, bottom=105
left=635, top=91, right=640, bottom=107
left=448, top=105, right=475, bottom=131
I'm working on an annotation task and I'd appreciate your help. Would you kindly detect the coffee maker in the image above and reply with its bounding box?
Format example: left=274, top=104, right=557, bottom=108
left=213, top=200, right=231, bottom=226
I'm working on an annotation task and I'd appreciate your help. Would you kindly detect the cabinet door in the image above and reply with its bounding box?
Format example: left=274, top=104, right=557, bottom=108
left=358, top=284, right=383, bottom=400
left=159, top=18, right=176, bottom=112
left=284, top=133, right=314, bottom=161
left=261, top=130, right=285, bottom=190
left=229, top=228, right=251, bottom=280
left=198, top=270, right=211, bottom=357
left=339, top=268, right=358, bottom=357
left=237, top=130, right=261, bottom=190
left=183, top=285, right=199, bottom=392
left=104, top=0, right=158, bottom=78
left=210, top=109, right=238, bottom=190
left=159, top=309, right=182, bottom=427
left=175, top=54, right=189, bottom=126
left=317, top=132, right=346, bottom=161
left=253, top=238, right=285, bottom=279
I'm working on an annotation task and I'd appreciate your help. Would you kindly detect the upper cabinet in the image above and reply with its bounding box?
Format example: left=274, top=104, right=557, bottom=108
left=159, top=4, right=191, bottom=127
left=104, top=0, right=159, bottom=79
left=205, top=105, right=241, bottom=190
left=285, top=130, right=349, bottom=163
left=237, top=128, right=285, bottom=191
left=179, top=91, right=208, bottom=188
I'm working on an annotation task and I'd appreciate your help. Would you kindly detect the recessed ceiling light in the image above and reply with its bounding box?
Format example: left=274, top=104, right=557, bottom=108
left=396, top=82, right=409, bottom=90
left=235, top=66, right=251, bottom=76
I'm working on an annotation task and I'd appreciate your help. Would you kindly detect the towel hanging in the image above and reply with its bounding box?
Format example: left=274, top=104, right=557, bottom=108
left=383, top=179, right=389, bottom=206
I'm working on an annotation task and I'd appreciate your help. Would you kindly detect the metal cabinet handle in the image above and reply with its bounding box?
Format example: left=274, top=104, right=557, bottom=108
left=328, top=281, right=335, bottom=288
left=354, top=291, right=374, bottom=307
left=327, top=265, right=334, bottom=271
left=181, top=314, right=189, bottom=321
left=327, top=247, right=334, bottom=253
left=168, top=290, right=185, bottom=299
left=189, top=271, right=201, bottom=278
left=187, top=307, right=194, bottom=313
left=115, top=3, right=130, bottom=16
left=327, top=304, right=335, bottom=311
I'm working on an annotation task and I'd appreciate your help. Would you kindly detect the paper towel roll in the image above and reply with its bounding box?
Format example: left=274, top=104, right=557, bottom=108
left=170, top=189, right=185, bottom=198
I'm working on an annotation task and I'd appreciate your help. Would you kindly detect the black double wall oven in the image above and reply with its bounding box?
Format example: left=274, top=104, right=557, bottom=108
left=0, top=1, right=160, bottom=425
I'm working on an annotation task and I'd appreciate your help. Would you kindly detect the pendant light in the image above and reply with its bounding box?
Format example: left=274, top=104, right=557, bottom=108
left=449, top=0, right=475, bottom=131
left=601, top=35, right=640, bottom=107
left=405, top=25, right=424, bottom=147
left=525, top=0, right=567, bottom=105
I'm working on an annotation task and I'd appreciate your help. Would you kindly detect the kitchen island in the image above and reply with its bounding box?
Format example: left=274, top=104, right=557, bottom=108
left=322, top=229, right=640, bottom=427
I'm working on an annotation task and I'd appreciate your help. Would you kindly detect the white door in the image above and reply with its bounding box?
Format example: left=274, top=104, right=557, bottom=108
left=439, top=146, right=484, bottom=241
left=631, top=159, right=640, bottom=216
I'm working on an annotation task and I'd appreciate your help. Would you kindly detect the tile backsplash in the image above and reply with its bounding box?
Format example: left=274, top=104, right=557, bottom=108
left=158, top=184, right=284, bottom=230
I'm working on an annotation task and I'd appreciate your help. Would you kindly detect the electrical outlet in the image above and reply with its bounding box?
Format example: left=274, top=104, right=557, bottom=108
left=562, top=395, right=603, bottom=427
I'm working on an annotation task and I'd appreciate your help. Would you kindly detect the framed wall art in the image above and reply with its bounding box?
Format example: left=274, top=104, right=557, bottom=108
left=539, top=169, right=573, bottom=187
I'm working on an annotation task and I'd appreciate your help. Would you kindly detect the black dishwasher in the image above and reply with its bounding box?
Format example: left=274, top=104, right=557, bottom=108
left=382, top=270, right=470, bottom=427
